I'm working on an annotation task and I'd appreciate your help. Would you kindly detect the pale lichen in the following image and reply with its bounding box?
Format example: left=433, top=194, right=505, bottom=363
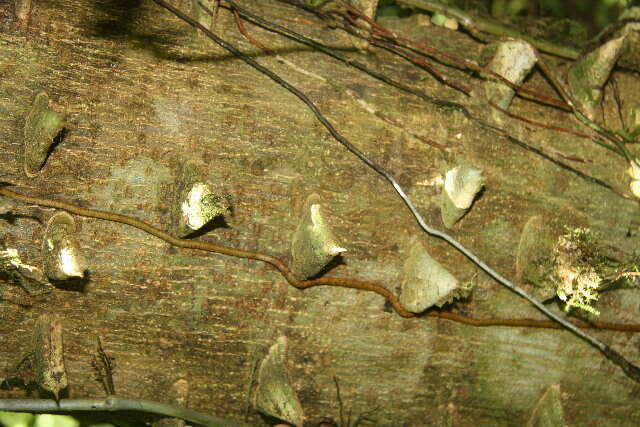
left=2, top=247, right=36, bottom=273
left=552, top=228, right=603, bottom=315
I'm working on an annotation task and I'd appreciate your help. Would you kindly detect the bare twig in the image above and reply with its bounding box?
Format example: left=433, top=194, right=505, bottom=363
left=92, top=336, right=116, bottom=396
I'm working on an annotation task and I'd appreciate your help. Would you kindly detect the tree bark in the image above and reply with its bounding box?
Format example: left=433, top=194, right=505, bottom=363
left=1, top=0, right=640, bottom=425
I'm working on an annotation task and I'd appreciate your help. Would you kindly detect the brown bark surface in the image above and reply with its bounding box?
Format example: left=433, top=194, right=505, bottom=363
left=1, top=1, right=640, bottom=425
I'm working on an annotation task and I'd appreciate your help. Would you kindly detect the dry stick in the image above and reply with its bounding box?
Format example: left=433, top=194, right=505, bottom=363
left=93, top=336, right=116, bottom=396
left=548, top=149, right=591, bottom=164
left=221, top=1, right=619, bottom=196
left=144, top=1, right=639, bottom=381
left=6, top=184, right=640, bottom=332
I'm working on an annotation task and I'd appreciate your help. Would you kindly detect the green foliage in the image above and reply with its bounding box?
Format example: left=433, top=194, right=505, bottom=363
left=538, top=0, right=629, bottom=30
left=0, top=413, right=78, bottom=427
left=384, top=0, right=632, bottom=34
left=0, top=412, right=33, bottom=427
left=491, top=0, right=528, bottom=17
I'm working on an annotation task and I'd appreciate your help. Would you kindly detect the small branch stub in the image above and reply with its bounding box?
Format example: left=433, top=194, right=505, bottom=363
left=14, top=0, right=33, bottom=22
left=253, top=336, right=305, bottom=427
left=92, top=336, right=116, bottom=396
left=484, top=40, right=537, bottom=111
left=42, top=211, right=87, bottom=281
left=568, top=35, right=627, bottom=121
left=525, top=384, right=566, bottom=427
left=290, top=194, right=346, bottom=280
left=171, top=161, right=230, bottom=237
left=441, top=164, right=485, bottom=228
left=23, top=92, right=66, bottom=177
left=399, top=240, right=470, bottom=313
left=33, top=314, right=68, bottom=401
left=515, top=215, right=558, bottom=301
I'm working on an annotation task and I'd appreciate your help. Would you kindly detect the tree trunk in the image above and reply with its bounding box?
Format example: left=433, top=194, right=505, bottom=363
left=1, top=0, right=639, bottom=425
